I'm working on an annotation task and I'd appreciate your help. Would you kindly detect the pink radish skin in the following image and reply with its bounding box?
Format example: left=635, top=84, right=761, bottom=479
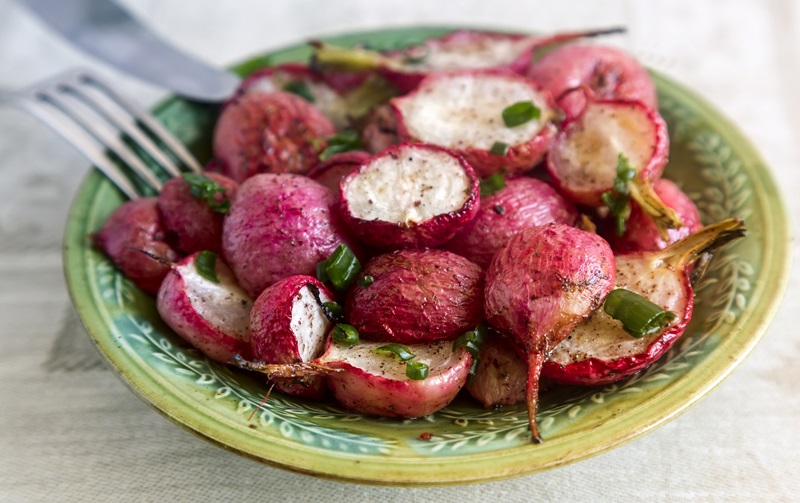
left=346, top=249, right=484, bottom=344
left=249, top=275, right=334, bottom=399
left=319, top=340, right=472, bottom=418
left=547, top=98, right=669, bottom=207
left=484, top=224, right=616, bottom=442
left=544, top=218, right=745, bottom=385
left=609, top=178, right=702, bottom=253
left=157, top=172, right=238, bottom=255
left=157, top=252, right=253, bottom=363
left=339, top=143, right=480, bottom=249
left=222, top=173, right=355, bottom=298
left=360, top=103, right=399, bottom=154
left=527, top=44, right=657, bottom=119
left=392, top=70, right=557, bottom=178
left=213, top=91, right=336, bottom=182
left=466, top=332, right=527, bottom=408
left=94, top=197, right=179, bottom=296
left=307, top=151, right=370, bottom=193
left=446, top=177, right=578, bottom=268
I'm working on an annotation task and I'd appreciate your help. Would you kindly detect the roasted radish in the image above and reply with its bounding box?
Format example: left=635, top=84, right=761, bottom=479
left=222, top=173, right=355, bottom=298
left=339, top=143, right=480, bottom=249
left=359, top=103, right=399, bottom=154
left=346, top=249, right=484, bottom=344
left=544, top=218, right=746, bottom=385
left=213, top=91, right=336, bottom=182
left=392, top=70, right=557, bottom=178
left=249, top=275, right=335, bottom=399
left=157, top=251, right=253, bottom=363
left=484, top=224, right=616, bottom=442
left=466, top=331, right=527, bottom=408
left=94, top=198, right=179, bottom=296
left=446, top=177, right=578, bottom=268
left=157, top=172, right=238, bottom=255
left=307, top=150, right=370, bottom=193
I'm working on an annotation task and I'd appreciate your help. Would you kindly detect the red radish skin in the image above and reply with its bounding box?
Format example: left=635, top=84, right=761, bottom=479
left=157, top=172, right=238, bottom=255
left=339, top=143, right=480, bottom=249
left=346, top=249, right=484, bottom=344
left=544, top=218, right=745, bottom=385
left=392, top=70, right=557, bottom=178
left=307, top=151, right=371, bottom=193
left=484, top=224, right=616, bottom=442
left=527, top=44, right=657, bottom=119
left=446, top=177, right=578, bottom=268
left=213, top=91, right=336, bottom=182
left=319, top=340, right=472, bottom=418
left=94, top=197, right=179, bottom=296
left=609, top=178, right=702, bottom=253
left=360, top=103, right=400, bottom=154
left=222, top=173, right=355, bottom=298
left=157, top=253, right=253, bottom=363
left=249, top=275, right=334, bottom=399
left=466, top=332, right=527, bottom=408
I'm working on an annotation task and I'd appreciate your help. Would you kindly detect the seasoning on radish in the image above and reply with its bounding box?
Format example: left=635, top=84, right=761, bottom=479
left=544, top=217, right=745, bottom=386
left=157, top=251, right=253, bottom=363
left=484, top=224, right=616, bottom=442
left=391, top=70, right=557, bottom=178
left=339, top=142, right=480, bottom=249
left=466, top=331, right=527, bottom=408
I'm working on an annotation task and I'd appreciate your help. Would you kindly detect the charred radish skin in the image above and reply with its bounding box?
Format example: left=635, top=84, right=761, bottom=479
left=392, top=70, right=557, bottom=178
left=157, top=252, right=253, bottom=364
left=544, top=217, right=746, bottom=386
left=484, top=224, right=616, bottom=442
left=339, top=142, right=480, bottom=249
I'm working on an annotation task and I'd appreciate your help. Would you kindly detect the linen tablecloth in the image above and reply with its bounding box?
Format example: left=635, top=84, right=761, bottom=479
left=1, top=1, right=798, bottom=501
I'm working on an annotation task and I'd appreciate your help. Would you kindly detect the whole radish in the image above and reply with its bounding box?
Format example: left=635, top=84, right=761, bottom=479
left=157, top=251, right=253, bottom=363
left=484, top=224, right=616, bottom=442
left=307, top=151, right=370, bottom=194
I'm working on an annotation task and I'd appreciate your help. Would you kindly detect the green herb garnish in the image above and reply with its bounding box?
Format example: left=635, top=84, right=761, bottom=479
left=489, top=141, right=510, bottom=156
left=182, top=173, right=231, bottom=213
left=283, top=80, right=315, bottom=103
left=316, top=244, right=362, bottom=291
left=453, top=323, right=489, bottom=379
left=480, top=173, right=506, bottom=197
left=319, top=130, right=362, bottom=161
left=373, top=343, right=416, bottom=362
left=194, top=250, right=219, bottom=283
left=502, top=101, right=541, bottom=127
left=603, top=288, right=677, bottom=338
left=405, top=360, right=429, bottom=380
left=332, top=324, right=360, bottom=346
left=601, top=153, right=637, bottom=236
left=359, top=275, right=374, bottom=288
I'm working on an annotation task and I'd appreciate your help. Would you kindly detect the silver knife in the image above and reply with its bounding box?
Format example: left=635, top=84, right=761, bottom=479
left=18, top=0, right=241, bottom=102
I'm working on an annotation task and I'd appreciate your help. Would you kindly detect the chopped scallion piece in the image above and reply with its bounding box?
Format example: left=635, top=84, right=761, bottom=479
left=480, top=173, right=506, bottom=197
left=181, top=173, right=231, bottom=214
left=332, top=324, right=360, bottom=346
left=373, top=343, right=416, bottom=362
left=319, top=130, right=362, bottom=161
left=322, top=301, right=344, bottom=319
left=453, top=323, right=489, bottom=357
left=601, top=154, right=637, bottom=236
left=489, top=141, right=510, bottom=156
left=316, top=244, right=362, bottom=291
left=359, top=275, right=374, bottom=288
left=283, top=80, right=315, bottom=103
left=502, top=101, right=541, bottom=127
left=405, top=360, right=429, bottom=380
left=195, top=250, right=219, bottom=283
left=603, top=288, right=677, bottom=338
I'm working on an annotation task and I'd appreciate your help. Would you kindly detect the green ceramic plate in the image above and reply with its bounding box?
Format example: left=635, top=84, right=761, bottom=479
left=63, top=27, right=790, bottom=485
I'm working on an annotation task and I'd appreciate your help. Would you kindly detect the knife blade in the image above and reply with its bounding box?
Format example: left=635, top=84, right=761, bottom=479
left=18, top=0, right=241, bottom=102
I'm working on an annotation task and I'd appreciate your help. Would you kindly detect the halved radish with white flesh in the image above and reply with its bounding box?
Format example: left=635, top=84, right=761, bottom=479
left=312, top=28, right=625, bottom=93
left=248, top=275, right=336, bottom=399
left=392, top=70, right=557, bottom=178
left=547, top=97, right=681, bottom=237
left=543, top=217, right=746, bottom=386
left=157, top=252, right=254, bottom=364
left=339, top=143, right=480, bottom=249
left=466, top=331, right=527, bottom=408
left=346, top=249, right=484, bottom=344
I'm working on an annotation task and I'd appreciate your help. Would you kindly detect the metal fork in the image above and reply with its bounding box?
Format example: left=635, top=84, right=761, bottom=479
left=1, top=69, right=202, bottom=199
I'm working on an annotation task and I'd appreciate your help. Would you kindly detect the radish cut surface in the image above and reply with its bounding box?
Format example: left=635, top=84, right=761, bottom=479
left=290, top=285, right=334, bottom=362
left=321, top=341, right=462, bottom=381
left=180, top=262, right=253, bottom=341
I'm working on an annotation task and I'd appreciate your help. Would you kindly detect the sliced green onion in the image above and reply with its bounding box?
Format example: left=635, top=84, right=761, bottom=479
left=322, top=301, right=344, bottom=319
left=283, top=80, right=315, bottom=103
left=319, top=130, right=362, bottom=161
left=194, top=250, right=219, bottom=283
left=359, top=275, right=374, bottom=288
left=453, top=323, right=489, bottom=357
left=489, top=141, right=510, bottom=156
left=181, top=173, right=231, bottom=214
left=480, top=173, right=506, bottom=197
left=332, top=324, right=360, bottom=346
left=601, top=153, right=637, bottom=236
left=405, top=360, right=429, bottom=380
left=316, top=244, right=362, bottom=291
left=305, top=283, right=345, bottom=323
left=373, top=343, right=416, bottom=361
left=502, top=101, right=541, bottom=127
left=603, top=288, right=677, bottom=338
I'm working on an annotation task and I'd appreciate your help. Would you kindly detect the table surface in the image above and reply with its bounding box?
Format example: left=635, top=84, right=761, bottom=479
left=1, top=0, right=798, bottom=501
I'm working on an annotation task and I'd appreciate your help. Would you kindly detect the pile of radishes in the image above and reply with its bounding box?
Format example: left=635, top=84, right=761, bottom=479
left=94, top=27, right=745, bottom=443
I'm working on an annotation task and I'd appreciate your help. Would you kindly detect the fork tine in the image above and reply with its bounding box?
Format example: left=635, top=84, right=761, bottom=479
left=81, top=72, right=203, bottom=174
